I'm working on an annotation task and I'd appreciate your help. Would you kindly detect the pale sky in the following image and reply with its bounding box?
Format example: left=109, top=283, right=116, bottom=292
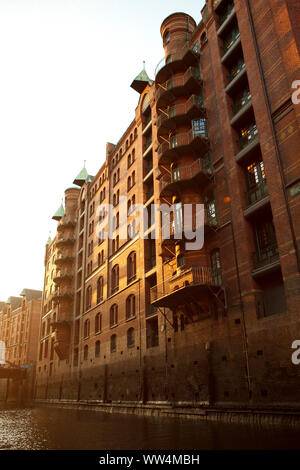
left=0, top=0, right=205, bottom=301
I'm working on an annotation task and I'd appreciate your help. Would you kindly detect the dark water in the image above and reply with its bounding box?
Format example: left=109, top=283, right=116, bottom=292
left=0, top=407, right=300, bottom=450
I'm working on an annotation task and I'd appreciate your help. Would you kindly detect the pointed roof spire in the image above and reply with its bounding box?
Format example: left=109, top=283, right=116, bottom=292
left=46, top=231, right=52, bottom=245
left=73, top=161, right=89, bottom=187
left=130, top=61, right=153, bottom=94
left=52, top=200, right=64, bottom=221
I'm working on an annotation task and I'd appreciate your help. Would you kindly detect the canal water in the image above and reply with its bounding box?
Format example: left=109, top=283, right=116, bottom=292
left=0, top=406, right=300, bottom=450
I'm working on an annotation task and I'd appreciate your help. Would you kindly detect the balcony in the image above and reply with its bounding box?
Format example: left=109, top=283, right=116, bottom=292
left=146, top=305, right=158, bottom=317
left=161, top=208, right=216, bottom=249
left=251, top=245, right=280, bottom=278
left=155, top=67, right=202, bottom=110
left=244, top=181, right=270, bottom=218
left=157, top=94, right=205, bottom=139
left=159, top=157, right=212, bottom=197
left=55, top=235, right=75, bottom=248
left=53, top=269, right=74, bottom=285
left=52, top=288, right=74, bottom=302
left=150, top=266, right=221, bottom=308
left=157, top=128, right=209, bottom=166
left=143, top=138, right=153, bottom=158
left=235, top=125, right=260, bottom=163
left=155, top=44, right=200, bottom=84
left=226, top=62, right=247, bottom=95
left=54, top=253, right=74, bottom=266
left=145, top=257, right=156, bottom=273
left=57, top=218, right=76, bottom=232
left=217, top=5, right=235, bottom=37
left=221, top=31, right=241, bottom=64
left=231, top=91, right=252, bottom=127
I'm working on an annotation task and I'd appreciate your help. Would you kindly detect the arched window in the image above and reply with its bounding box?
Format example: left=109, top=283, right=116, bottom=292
left=134, top=128, right=137, bottom=138
left=127, top=328, right=135, bottom=348
left=84, top=344, right=88, bottom=360
left=127, top=251, right=136, bottom=283
left=84, top=319, right=90, bottom=338
left=127, top=176, right=131, bottom=191
left=210, top=249, right=222, bottom=285
left=95, top=340, right=100, bottom=358
left=95, top=312, right=102, bottom=333
left=86, top=286, right=92, bottom=310
left=110, top=304, right=118, bottom=327
left=111, top=265, right=119, bottom=293
left=97, top=276, right=103, bottom=303
left=126, top=294, right=136, bottom=319
left=111, top=334, right=117, bottom=353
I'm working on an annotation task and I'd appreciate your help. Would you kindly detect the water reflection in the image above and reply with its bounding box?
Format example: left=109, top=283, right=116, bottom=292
left=0, top=407, right=300, bottom=450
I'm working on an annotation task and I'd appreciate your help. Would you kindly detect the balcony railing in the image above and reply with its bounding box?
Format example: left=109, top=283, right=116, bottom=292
left=53, top=269, right=73, bottom=283
left=56, top=235, right=75, bottom=247
left=157, top=94, right=205, bottom=131
left=223, top=30, right=240, bottom=53
left=150, top=266, right=220, bottom=304
left=228, top=61, right=245, bottom=85
left=54, top=252, right=74, bottom=265
left=144, top=137, right=152, bottom=152
left=219, top=4, right=234, bottom=26
left=233, top=90, right=251, bottom=114
left=246, top=180, right=268, bottom=206
left=155, top=43, right=200, bottom=78
left=155, top=66, right=202, bottom=105
left=159, top=157, right=212, bottom=194
left=157, top=127, right=208, bottom=162
left=239, top=124, right=258, bottom=150
left=53, top=288, right=74, bottom=301
left=253, top=244, right=279, bottom=270
left=145, top=257, right=156, bottom=272
left=57, top=218, right=76, bottom=231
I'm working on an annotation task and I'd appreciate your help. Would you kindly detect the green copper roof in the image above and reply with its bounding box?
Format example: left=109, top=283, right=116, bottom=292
left=52, top=202, right=64, bottom=221
left=131, top=61, right=153, bottom=94
left=85, top=174, right=94, bottom=183
left=46, top=235, right=52, bottom=245
left=73, top=162, right=88, bottom=186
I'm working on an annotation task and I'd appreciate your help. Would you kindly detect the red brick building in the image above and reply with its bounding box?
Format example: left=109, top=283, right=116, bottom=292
left=36, top=0, right=300, bottom=407
left=0, top=290, right=42, bottom=367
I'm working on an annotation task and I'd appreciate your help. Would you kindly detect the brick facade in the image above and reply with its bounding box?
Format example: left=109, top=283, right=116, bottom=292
left=35, top=0, right=300, bottom=408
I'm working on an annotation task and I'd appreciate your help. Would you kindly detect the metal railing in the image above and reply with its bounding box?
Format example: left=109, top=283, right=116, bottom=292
left=157, top=94, right=204, bottom=130
left=253, top=245, right=279, bottom=269
left=239, top=124, right=258, bottom=150
left=159, top=158, right=211, bottom=193
left=155, top=66, right=202, bottom=104
left=157, top=126, right=208, bottom=160
left=233, top=90, right=251, bottom=114
left=228, top=61, right=245, bottom=83
left=223, top=30, right=240, bottom=53
left=155, top=43, right=200, bottom=77
left=145, top=257, right=156, bottom=272
left=246, top=180, right=268, bottom=206
left=219, top=4, right=234, bottom=26
left=150, top=266, right=220, bottom=303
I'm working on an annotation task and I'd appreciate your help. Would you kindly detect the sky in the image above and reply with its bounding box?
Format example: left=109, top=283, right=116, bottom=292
left=0, top=0, right=206, bottom=300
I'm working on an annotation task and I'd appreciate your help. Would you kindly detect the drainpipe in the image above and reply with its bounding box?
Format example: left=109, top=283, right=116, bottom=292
left=245, top=0, right=300, bottom=274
